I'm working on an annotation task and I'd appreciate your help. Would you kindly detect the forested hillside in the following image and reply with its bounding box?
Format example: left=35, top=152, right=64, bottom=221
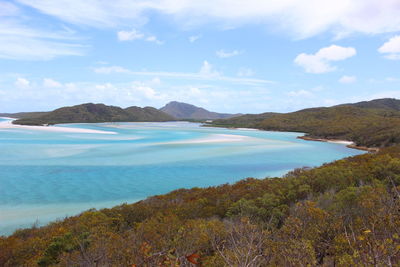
left=13, top=103, right=175, bottom=125
left=210, top=98, right=400, bottom=148
left=1, top=146, right=399, bottom=266
left=344, top=98, right=400, bottom=111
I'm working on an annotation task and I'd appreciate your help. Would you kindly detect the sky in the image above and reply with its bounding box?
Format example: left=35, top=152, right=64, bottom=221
left=1, top=0, right=400, bottom=113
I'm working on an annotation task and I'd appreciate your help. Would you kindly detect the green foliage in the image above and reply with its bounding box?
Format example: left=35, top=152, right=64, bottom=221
left=37, top=233, right=78, bottom=267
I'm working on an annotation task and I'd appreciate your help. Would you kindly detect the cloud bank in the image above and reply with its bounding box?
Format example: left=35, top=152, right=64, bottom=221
left=378, top=35, right=400, bottom=60
left=294, top=45, right=356, bottom=73
left=16, top=0, right=400, bottom=38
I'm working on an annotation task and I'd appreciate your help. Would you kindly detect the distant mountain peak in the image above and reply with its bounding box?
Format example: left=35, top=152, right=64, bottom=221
left=160, top=101, right=240, bottom=120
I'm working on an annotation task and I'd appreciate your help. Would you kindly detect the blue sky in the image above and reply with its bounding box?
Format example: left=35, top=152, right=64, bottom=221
left=1, top=0, right=400, bottom=113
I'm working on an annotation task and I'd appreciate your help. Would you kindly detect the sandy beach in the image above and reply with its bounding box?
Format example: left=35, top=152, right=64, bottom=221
left=297, top=135, right=379, bottom=152
left=236, top=128, right=260, bottom=131
left=326, top=140, right=354, bottom=145
left=298, top=135, right=354, bottom=145
left=0, top=117, right=117, bottom=134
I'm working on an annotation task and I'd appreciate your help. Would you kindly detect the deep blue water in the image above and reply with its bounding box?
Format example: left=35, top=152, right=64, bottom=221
left=0, top=120, right=364, bottom=235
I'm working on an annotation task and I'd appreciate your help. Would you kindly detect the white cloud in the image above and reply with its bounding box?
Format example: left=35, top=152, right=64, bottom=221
left=0, top=36, right=85, bottom=60
left=189, top=35, right=201, bottom=43
left=216, top=49, right=242, bottom=58
left=199, top=61, right=220, bottom=77
left=339, top=75, right=357, bottom=83
left=15, top=77, right=30, bottom=88
left=294, top=45, right=356, bottom=73
left=378, top=35, right=400, bottom=60
left=386, top=77, right=400, bottom=82
left=384, top=54, right=400, bottom=60
left=0, top=3, right=85, bottom=60
left=378, top=36, right=400, bottom=53
left=93, top=61, right=273, bottom=85
left=15, top=0, right=400, bottom=39
left=135, top=86, right=160, bottom=99
left=43, top=78, right=62, bottom=88
left=145, top=35, right=163, bottom=44
left=117, top=29, right=144, bottom=41
left=0, top=2, right=20, bottom=17
left=151, top=77, right=161, bottom=85
left=294, top=54, right=334, bottom=74
left=316, top=45, right=357, bottom=61
left=117, top=29, right=163, bottom=44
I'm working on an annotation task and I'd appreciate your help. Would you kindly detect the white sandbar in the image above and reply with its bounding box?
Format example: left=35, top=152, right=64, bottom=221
left=327, top=140, right=354, bottom=145
left=164, top=133, right=254, bottom=144
left=0, top=118, right=117, bottom=134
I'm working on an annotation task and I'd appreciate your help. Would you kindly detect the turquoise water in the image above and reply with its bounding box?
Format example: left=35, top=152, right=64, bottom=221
left=0, top=120, right=364, bottom=235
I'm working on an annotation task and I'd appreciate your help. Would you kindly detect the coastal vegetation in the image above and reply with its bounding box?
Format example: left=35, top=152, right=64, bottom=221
left=1, top=145, right=399, bottom=266
left=13, top=103, right=175, bottom=125
left=210, top=98, right=400, bottom=148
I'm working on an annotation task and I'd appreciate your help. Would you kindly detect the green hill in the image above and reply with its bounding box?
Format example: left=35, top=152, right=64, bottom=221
left=160, top=101, right=240, bottom=120
left=1, top=145, right=399, bottom=266
left=210, top=98, right=400, bottom=148
left=125, top=106, right=176, bottom=121
left=12, top=103, right=175, bottom=125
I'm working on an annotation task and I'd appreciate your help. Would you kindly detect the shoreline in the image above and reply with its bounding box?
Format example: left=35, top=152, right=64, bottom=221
left=0, top=117, right=117, bottom=134
left=205, top=124, right=379, bottom=152
left=297, top=136, right=379, bottom=152
left=6, top=118, right=376, bottom=152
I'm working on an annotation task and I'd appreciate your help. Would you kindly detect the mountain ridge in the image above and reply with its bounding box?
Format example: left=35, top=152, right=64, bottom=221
left=160, top=101, right=240, bottom=120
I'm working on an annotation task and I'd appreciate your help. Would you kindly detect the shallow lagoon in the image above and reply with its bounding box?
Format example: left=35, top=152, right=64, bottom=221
left=0, top=121, right=364, bottom=235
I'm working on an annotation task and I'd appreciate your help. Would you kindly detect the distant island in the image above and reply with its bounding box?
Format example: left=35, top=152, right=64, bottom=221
left=12, top=103, right=175, bottom=125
